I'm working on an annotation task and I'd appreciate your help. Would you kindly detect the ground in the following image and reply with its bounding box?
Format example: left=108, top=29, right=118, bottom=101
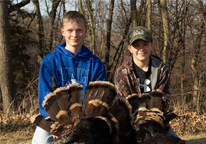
left=0, top=127, right=206, bottom=144
left=0, top=111, right=206, bottom=144
left=181, top=134, right=206, bottom=144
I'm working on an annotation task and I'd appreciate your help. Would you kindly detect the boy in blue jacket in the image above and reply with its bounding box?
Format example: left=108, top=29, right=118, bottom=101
left=32, top=11, right=106, bottom=144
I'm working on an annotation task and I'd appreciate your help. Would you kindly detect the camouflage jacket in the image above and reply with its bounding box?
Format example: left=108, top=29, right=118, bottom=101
left=114, top=55, right=170, bottom=112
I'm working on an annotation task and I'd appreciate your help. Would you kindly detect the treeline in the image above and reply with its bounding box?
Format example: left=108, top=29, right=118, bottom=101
left=0, top=0, right=205, bottom=116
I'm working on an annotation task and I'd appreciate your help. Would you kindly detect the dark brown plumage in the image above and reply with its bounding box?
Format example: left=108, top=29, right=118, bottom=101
left=31, top=81, right=133, bottom=144
left=31, top=83, right=183, bottom=144
left=128, top=91, right=185, bottom=144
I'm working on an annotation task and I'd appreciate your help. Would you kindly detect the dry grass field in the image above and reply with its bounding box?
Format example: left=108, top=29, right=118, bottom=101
left=0, top=128, right=206, bottom=144
left=0, top=111, right=206, bottom=144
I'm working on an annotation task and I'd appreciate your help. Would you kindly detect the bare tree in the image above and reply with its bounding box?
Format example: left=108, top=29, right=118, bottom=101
left=146, top=0, right=152, bottom=31
left=84, top=0, right=96, bottom=54
left=180, top=0, right=187, bottom=112
left=78, top=0, right=85, bottom=15
left=191, top=0, right=205, bottom=114
left=0, top=0, right=14, bottom=116
left=107, top=0, right=131, bottom=81
left=137, top=0, right=146, bottom=26
left=105, top=0, right=115, bottom=74
left=48, top=0, right=61, bottom=51
left=1, top=0, right=206, bottom=114
left=8, top=0, right=30, bottom=13
left=130, top=0, right=137, bottom=27
left=159, top=0, right=170, bottom=64
left=32, top=0, right=45, bottom=62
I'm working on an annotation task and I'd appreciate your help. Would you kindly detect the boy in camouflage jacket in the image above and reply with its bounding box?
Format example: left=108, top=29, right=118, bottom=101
left=114, top=26, right=178, bottom=137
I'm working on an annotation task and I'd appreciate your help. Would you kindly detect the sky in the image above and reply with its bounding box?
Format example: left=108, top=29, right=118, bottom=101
left=18, top=0, right=78, bottom=16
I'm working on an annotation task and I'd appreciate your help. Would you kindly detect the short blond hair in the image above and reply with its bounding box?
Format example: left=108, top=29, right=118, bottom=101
left=62, top=11, right=87, bottom=28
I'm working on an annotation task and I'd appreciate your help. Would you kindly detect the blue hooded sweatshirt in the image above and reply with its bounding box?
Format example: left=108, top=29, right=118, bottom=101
left=38, top=42, right=106, bottom=118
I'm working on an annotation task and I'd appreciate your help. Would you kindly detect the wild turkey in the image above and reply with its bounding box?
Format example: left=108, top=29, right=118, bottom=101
left=31, top=81, right=134, bottom=144
left=127, top=90, right=186, bottom=144
left=31, top=81, right=184, bottom=144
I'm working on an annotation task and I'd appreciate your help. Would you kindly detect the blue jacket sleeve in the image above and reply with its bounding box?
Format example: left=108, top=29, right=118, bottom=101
left=94, top=63, right=106, bottom=81
left=38, top=63, right=53, bottom=118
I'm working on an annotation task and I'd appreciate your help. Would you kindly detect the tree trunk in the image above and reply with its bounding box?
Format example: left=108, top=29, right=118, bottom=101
left=191, top=29, right=204, bottom=114
left=181, top=0, right=187, bottom=112
left=84, top=0, right=95, bottom=54
left=159, top=0, right=170, bottom=64
left=32, top=0, right=45, bottom=62
left=191, top=0, right=205, bottom=114
left=137, top=0, right=146, bottom=26
left=78, top=0, right=84, bottom=15
left=0, top=1, right=14, bottom=116
left=130, top=0, right=137, bottom=27
left=105, top=0, right=115, bottom=76
left=193, top=77, right=200, bottom=114
left=8, top=0, right=30, bottom=13
left=146, top=0, right=152, bottom=31
left=48, top=0, right=61, bottom=52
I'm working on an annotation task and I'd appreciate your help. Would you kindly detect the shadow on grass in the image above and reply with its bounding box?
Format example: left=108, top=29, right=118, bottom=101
left=186, top=138, right=206, bottom=144
left=0, top=122, right=35, bottom=135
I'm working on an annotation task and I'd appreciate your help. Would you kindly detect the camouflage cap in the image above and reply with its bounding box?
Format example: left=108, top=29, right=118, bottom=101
left=128, top=26, right=152, bottom=45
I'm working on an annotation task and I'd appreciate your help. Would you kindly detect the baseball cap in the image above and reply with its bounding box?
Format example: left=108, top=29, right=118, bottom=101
left=128, top=26, right=152, bottom=45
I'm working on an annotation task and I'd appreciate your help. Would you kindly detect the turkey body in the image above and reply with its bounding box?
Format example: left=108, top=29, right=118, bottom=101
left=53, top=117, right=112, bottom=144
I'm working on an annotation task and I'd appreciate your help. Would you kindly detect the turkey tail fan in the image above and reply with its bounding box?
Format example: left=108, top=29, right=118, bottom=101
left=133, top=107, right=149, bottom=131
left=98, top=102, right=110, bottom=116
left=42, top=93, right=59, bottom=121
left=65, top=83, right=83, bottom=105
left=110, top=97, right=134, bottom=144
left=82, top=97, right=127, bottom=144
left=98, top=82, right=117, bottom=106
left=133, top=108, right=166, bottom=144
left=126, top=94, right=139, bottom=115
left=30, top=113, right=51, bottom=133
left=134, top=108, right=165, bottom=131
left=147, top=89, right=164, bottom=110
left=148, top=108, right=165, bottom=129
left=127, top=91, right=182, bottom=144
left=137, top=107, right=149, bottom=119
left=54, top=85, right=81, bottom=111
left=164, top=110, right=177, bottom=124
left=53, top=87, right=68, bottom=110
left=59, top=101, right=115, bottom=144
left=83, top=81, right=117, bottom=110
left=135, top=108, right=185, bottom=144
left=82, top=81, right=101, bottom=110
left=31, top=83, right=84, bottom=135
left=84, top=99, right=102, bottom=117
left=56, top=110, right=73, bottom=125
left=31, top=81, right=135, bottom=144
left=43, top=93, right=60, bottom=120
left=69, top=103, right=83, bottom=125
left=139, top=93, right=151, bottom=107
left=126, top=93, right=151, bottom=117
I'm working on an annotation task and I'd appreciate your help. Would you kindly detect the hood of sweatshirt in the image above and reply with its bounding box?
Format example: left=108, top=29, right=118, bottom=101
left=55, top=42, right=93, bottom=59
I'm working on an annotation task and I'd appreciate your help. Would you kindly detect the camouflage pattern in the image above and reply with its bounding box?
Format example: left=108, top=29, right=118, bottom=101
left=128, top=26, right=151, bottom=45
left=114, top=55, right=170, bottom=112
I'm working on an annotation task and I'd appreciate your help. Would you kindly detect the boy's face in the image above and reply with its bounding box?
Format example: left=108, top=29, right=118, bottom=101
left=128, top=39, right=153, bottom=63
left=61, top=20, right=87, bottom=50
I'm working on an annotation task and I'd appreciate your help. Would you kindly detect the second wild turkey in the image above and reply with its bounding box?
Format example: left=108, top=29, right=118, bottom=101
left=127, top=90, right=186, bottom=144
left=31, top=81, right=134, bottom=144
